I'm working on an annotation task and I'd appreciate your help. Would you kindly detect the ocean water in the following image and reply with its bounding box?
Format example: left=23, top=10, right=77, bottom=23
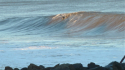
left=0, top=0, right=125, bottom=69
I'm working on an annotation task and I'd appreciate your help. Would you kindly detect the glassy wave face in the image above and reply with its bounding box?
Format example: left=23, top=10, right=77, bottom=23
left=0, top=12, right=125, bottom=41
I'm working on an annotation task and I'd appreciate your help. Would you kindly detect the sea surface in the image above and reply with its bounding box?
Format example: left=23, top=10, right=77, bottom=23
left=0, top=0, right=125, bottom=69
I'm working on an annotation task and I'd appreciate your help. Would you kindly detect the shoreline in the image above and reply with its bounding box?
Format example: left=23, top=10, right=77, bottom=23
left=4, top=61, right=125, bottom=70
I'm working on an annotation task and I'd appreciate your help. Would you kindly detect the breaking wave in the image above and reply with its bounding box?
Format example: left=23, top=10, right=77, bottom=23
left=0, top=11, right=125, bottom=38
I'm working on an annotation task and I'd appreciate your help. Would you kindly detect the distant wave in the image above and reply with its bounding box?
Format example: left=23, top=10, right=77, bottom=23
left=0, top=11, right=125, bottom=38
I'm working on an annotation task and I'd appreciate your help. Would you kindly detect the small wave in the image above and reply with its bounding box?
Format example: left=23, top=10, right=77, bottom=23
left=0, top=11, right=125, bottom=38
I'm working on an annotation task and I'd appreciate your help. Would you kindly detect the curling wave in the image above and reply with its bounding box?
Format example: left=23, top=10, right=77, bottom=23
left=0, top=11, right=125, bottom=38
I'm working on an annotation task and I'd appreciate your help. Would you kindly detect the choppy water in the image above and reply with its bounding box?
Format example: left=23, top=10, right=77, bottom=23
left=0, top=0, right=125, bottom=69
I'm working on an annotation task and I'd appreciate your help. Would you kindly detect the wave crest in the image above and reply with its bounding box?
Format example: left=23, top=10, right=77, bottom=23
left=0, top=11, right=125, bottom=38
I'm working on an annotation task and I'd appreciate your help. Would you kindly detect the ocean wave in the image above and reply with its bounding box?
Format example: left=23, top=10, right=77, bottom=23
left=0, top=11, right=125, bottom=38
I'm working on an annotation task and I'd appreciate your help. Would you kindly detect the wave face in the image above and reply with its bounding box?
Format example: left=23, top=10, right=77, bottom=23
left=49, top=12, right=125, bottom=37
left=0, top=12, right=125, bottom=41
